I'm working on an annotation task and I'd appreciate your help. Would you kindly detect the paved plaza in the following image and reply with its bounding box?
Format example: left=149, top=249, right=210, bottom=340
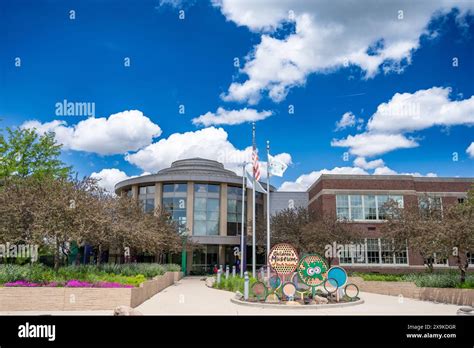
left=0, top=276, right=463, bottom=315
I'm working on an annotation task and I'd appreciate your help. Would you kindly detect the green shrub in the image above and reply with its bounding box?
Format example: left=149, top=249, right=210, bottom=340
left=0, top=263, right=181, bottom=286
left=352, top=271, right=474, bottom=289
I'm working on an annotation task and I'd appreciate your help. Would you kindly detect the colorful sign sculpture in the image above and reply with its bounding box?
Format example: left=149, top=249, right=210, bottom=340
left=247, top=243, right=359, bottom=305
left=297, top=253, right=329, bottom=287
left=268, top=243, right=299, bottom=275
left=327, top=266, right=348, bottom=288
left=251, top=282, right=267, bottom=300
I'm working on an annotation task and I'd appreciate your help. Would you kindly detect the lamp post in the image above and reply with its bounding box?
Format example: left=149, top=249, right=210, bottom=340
left=181, top=235, right=187, bottom=275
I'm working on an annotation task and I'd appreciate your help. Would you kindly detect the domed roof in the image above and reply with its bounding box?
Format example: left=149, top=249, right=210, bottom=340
left=157, top=158, right=239, bottom=178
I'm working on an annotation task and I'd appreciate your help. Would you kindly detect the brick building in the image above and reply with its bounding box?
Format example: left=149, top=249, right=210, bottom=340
left=307, top=174, right=474, bottom=273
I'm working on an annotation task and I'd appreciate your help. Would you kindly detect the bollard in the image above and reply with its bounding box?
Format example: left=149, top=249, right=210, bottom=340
left=217, top=269, right=222, bottom=285
left=232, top=265, right=236, bottom=277
left=219, top=265, right=223, bottom=274
left=244, top=271, right=249, bottom=300
left=260, top=267, right=264, bottom=280
left=225, top=265, right=229, bottom=279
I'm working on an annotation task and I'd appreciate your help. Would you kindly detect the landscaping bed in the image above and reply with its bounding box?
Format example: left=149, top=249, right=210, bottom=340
left=0, top=263, right=183, bottom=311
left=0, top=263, right=180, bottom=288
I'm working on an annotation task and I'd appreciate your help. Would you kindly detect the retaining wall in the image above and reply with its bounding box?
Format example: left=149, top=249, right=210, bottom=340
left=350, top=276, right=473, bottom=306
left=0, top=271, right=183, bottom=311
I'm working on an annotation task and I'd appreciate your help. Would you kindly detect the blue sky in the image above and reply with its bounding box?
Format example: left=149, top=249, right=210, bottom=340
left=1, top=0, right=473, bottom=191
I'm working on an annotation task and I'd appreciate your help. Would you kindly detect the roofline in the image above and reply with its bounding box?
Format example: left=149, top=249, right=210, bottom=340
left=306, top=174, right=474, bottom=193
left=114, top=173, right=277, bottom=193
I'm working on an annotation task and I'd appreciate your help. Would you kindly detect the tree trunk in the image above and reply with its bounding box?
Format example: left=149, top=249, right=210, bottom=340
left=54, top=238, right=60, bottom=271
left=427, top=262, right=433, bottom=273
left=458, top=254, right=468, bottom=284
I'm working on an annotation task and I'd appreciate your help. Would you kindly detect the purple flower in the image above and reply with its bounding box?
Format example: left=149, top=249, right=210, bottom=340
left=4, top=280, right=41, bottom=287
left=65, top=280, right=93, bottom=287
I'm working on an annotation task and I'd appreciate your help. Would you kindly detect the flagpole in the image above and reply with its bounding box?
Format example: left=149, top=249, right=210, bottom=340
left=252, top=123, right=256, bottom=278
left=240, top=161, right=246, bottom=277
left=266, top=140, right=270, bottom=279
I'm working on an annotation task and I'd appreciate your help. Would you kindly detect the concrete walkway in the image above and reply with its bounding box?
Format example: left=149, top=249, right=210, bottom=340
left=0, top=276, right=462, bottom=315
left=135, top=276, right=461, bottom=315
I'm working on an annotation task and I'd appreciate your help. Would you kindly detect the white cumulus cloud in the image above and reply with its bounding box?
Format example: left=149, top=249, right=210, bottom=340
left=367, top=87, right=474, bottom=133
left=331, top=87, right=474, bottom=157
left=466, top=142, right=474, bottom=158
left=279, top=166, right=368, bottom=191
left=331, top=133, right=418, bottom=157
left=90, top=168, right=130, bottom=193
left=215, top=0, right=474, bottom=104
left=21, top=110, right=162, bottom=155
left=335, top=112, right=364, bottom=131
left=192, top=107, right=272, bottom=126
left=353, top=157, right=385, bottom=170
left=125, top=126, right=292, bottom=175
left=373, top=166, right=437, bottom=177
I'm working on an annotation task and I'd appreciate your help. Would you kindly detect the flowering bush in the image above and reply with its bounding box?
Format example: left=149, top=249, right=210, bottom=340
left=4, top=280, right=41, bottom=287
left=0, top=263, right=180, bottom=287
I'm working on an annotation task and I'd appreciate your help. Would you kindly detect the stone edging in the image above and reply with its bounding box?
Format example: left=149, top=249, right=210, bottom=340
left=230, top=297, right=364, bottom=309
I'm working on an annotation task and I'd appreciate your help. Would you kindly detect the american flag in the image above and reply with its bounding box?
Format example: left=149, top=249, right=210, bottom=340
left=252, top=148, right=261, bottom=181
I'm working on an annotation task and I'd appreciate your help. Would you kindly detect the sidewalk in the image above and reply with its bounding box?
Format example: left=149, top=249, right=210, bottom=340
left=0, top=276, right=462, bottom=315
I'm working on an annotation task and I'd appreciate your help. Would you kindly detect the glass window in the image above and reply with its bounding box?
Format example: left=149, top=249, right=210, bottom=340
left=336, top=195, right=349, bottom=220
left=364, top=195, right=377, bottom=220
left=193, top=185, right=220, bottom=236
left=207, top=198, right=219, bottom=212
left=350, top=195, right=363, bottom=220
left=380, top=239, right=394, bottom=264
left=162, top=183, right=187, bottom=233
left=208, top=184, right=220, bottom=193
left=467, top=252, right=474, bottom=265
left=389, top=195, right=404, bottom=208
left=366, top=238, right=380, bottom=264
left=377, top=195, right=389, bottom=219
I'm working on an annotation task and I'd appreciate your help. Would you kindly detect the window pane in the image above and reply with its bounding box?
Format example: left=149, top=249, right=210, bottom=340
left=336, top=195, right=349, bottom=220
left=366, top=238, right=380, bottom=264
left=147, top=186, right=155, bottom=194
left=390, top=195, right=404, bottom=208
left=350, top=195, right=363, bottom=220
left=377, top=195, right=389, bottom=219
left=380, top=239, right=394, bottom=264
left=207, top=221, right=219, bottom=235
left=208, top=184, right=220, bottom=193
left=207, top=211, right=219, bottom=221
left=163, top=184, right=174, bottom=193
left=336, top=195, right=349, bottom=207
left=194, top=211, right=206, bottom=220
left=175, top=183, right=187, bottom=192
left=193, top=221, right=207, bottom=236
left=207, top=198, right=220, bottom=212
left=139, top=187, right=147, bottom=195
left=194, top=197, right=207, bottom=211
left=195, top=184, right=207, bottom=193
left=364, top=195, right=377, bottom=220
left=227, top=199, right=237, bottom=213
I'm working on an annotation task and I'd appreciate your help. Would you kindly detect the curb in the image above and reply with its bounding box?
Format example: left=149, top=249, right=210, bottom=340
left=230, top=297, right=364, bottom=309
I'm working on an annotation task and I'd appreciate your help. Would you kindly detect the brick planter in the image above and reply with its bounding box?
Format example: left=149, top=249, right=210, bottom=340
left=0, top=271, right=183, bottom=311
left=350, top=276, right=474, bottom=306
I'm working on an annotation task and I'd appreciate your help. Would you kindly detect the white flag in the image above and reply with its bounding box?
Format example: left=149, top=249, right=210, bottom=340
left=245, top=170, right=267, bottom=194
left=268, top=154, right=288, bottom=177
